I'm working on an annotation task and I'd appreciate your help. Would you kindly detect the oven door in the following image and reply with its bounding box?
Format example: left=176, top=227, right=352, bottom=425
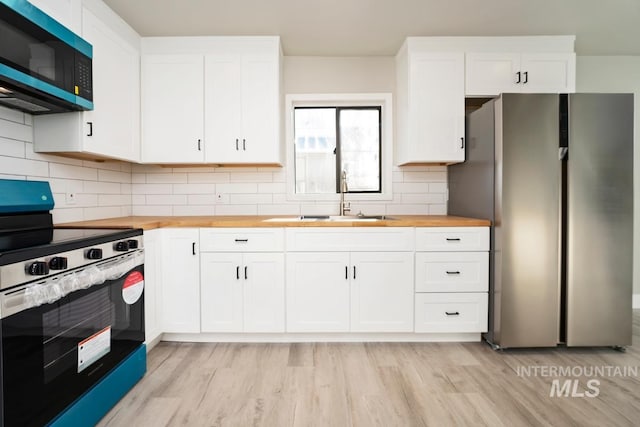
left=0, top=251, right=144, bottom=427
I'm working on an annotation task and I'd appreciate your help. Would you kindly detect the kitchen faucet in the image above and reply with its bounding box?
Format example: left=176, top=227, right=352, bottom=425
left=340, top=170, right=351, bottom=216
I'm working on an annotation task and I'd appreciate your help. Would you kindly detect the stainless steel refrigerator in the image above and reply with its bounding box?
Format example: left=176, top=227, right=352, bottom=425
left=449, top=93, right=634, bottom=349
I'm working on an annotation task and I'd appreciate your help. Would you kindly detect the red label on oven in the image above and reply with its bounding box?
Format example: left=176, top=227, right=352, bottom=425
left=122, top=271, right=144, bottom=304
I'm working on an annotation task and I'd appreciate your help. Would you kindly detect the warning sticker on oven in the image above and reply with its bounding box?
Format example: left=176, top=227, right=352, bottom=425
left=78, top=326, right=111, bottom=373
left=122, top=271, right=144, bottom=304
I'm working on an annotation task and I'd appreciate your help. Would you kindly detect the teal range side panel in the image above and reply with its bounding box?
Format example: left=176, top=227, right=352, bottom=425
left=0, top=0, right=92, bottom=57
left=48, top=344, right=147, bottom=427
left=0, top=179, right=54, bottom=213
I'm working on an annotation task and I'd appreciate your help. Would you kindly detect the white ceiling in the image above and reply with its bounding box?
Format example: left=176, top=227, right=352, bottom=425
left=103, top=0, right=640, bottom=56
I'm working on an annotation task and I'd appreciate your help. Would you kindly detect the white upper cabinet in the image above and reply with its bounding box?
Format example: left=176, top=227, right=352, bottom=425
left=141, top=37, right=282, bottom=165
left=396, top=42, right=465, bottom=165
left=33, top=1, right=141, bottom=162
left=466, top=52, right=576, bottom=96
left=28, top=0, right=81, bottom=33
left=141, top=54, right=205, bottom=163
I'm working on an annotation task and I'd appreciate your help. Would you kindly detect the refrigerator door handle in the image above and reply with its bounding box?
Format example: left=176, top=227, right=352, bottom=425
left=559, top=147, right=568, bottom=160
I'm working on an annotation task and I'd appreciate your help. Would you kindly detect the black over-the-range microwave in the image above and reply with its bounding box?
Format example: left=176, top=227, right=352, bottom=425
left=0, top=0, right=93, bottom=114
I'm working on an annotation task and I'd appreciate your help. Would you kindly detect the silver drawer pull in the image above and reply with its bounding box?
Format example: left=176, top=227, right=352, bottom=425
left=445, top=311, right=460, bottom=316
left=446, top=271, right=460, bottom=275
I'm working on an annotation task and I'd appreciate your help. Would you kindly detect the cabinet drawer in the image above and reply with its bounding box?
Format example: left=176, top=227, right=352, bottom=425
left=415, top=293, right=488, bottom=333
left=286, top=228, right=414, bottom=252
left=415, top=227, right=489, bottom=251
left=415, top=252, right=488, bottom=292
left=199, top=228, right=284, bottom=252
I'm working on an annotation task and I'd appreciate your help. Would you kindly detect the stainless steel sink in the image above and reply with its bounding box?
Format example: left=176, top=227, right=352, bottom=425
left=263, top=215, right=396, bottom=222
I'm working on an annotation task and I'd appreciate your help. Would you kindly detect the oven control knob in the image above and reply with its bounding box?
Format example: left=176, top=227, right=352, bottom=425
left=115, top=241, right=129, bottom=252
left=127, top=239, right=139, bottom=249
left=27, top=261, right=49, bottom=276
left=86, top=248, right=103, bottom=260
left=49, top=257, right=68, bottom=270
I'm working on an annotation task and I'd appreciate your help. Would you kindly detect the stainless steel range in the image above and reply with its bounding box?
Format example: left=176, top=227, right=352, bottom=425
left=0, top=179, right=146, bottom=427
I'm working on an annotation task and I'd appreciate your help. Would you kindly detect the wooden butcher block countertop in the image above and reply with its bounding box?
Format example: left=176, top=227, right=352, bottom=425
left=56, top=215, right=490, bottom=230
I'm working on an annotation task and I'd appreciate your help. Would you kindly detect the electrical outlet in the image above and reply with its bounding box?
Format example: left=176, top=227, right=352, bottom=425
left=215, top=193, right=228, bottom=204
left=66, top=192, right=76, bottom=205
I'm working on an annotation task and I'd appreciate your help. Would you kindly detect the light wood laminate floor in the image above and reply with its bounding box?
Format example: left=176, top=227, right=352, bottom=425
left=98, top=311, right=640, bottom=426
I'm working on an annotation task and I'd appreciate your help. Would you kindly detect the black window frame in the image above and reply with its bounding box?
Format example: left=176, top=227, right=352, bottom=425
left=293, top=105, right=383, bottom=194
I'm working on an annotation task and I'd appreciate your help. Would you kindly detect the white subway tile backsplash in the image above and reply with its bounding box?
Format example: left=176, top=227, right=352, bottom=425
left=230, top=193, right=273, bottom=204
left=132, top=195, right=146, bottom=205
left=187, top=173, right=230, bottom=183
left=0, top=119, right=32, bottom=142
left=52, top=208, right=85, bottom=224
left=257, top=204, right=301, bottom=216
left=429, top=204, right=447, bottom=215
left=146, top=173, right=188, bottom=184
left=132, top=183, right=172, bottom=194
left=394, top=182, right=429, bottom=194
left=401, top=193, right=446, bottom=204
left=258, top=182, right=286, bottom=193
left=0, top=156, right=48, bottom=177
left=386, top=204, right=430, bottom=215
left=215, top=204, right=258, bottom=215
left=229, top=172, right=273, bottom=183
left=50, top=163, right=97, bottom=181
left=84, top=206, right=123, bottom=221
left=216, top=183, right=258, bottom=194
left=132, top=173, right=146, bottom=183
left=173, top=183, right=215, bottom=194
left=429, top=182, right=448, bottom=193
left=145, top=194, right=187, bottom=205
left=98, top=169, right=131, bottom=183
left=84, top=181, right=122, bottom=194
left=187, top=194, right=217, bottom=205
left=132, top=205, right=173, bottom=216
left=98, top=194, right=132, bottom=206
left=173, top=205, right=215, bottom=216
left=0, top=106, right=26, bottom=124
left=0, top=137, right=25, bottom=158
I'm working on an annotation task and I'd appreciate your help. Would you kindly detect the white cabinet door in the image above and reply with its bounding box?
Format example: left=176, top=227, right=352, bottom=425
left=28, top=0, right=81, bottom=32
left=465, top=52, right=521, bottom=96
left=465, top=52, right=576, bottom=96
left=161, top=229, right=200, bottom=333
left=204, top=53, right=280, bottom=164
left=243, top=253, right=285, bottom=332
left=240, top=53, right=280, bottom=163
left=204, top=54, right=243, bottom=163
left=286, top=252, right=350, bottom=332
left=142, top=229, right=162, bottom=346
left=350, top=252, right=414, bottom=332
left=520, top=53, right=576, bottom=93
left=141, top=54, right=204, bottom=163
left=400, top=51, right=465, bottom=164
left=81, top=6, right=140, bottom=162
left=200, top=253, right=243, bottom=332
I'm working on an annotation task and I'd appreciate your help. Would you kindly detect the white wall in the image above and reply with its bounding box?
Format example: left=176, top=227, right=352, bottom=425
left=131, top=56, right=449, bottom=216
left=576, top=56, right=640, bottom=295
left=0, top=106, right=132, bottom=223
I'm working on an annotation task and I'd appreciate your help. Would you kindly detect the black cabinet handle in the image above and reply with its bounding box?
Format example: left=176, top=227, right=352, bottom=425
left=197, top=139, right=201, bottom=151
left=242, top=138, right=246, bottom=151
left=192, top=242, right=196, bottom=255
left=235, top=138, right=239, bottom=150
left=516, top=71, right=521, bottom=84
left=236, top=266, right=240, bottom=280
left=446, top=271, right=461, bottom=275
left=345, top=266, right=348, bottom=280
left=460, top=137, right=464, bottom=149
left=86, top=121, right=93, bottom=136
left=445, top=311, right=460, bottom=316
left=244, top=266, right=248, bottom=280
left=353, top=265, right=356, bottom=280
left=446, top=238, right=461, bottom=241
left=234, top=239, right=248, bottom=243
left=523, top=71, right=528, bottom=84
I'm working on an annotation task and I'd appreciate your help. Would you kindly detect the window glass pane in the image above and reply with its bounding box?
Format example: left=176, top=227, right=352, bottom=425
left=340, top=108, right=380, bottom=192
left=294, top=108, right=337, bottom=194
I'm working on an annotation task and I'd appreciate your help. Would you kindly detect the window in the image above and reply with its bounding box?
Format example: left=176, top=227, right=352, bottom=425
left=294, top=107, right=381, bottom=194
left=285, top=93, right=393, bottom=202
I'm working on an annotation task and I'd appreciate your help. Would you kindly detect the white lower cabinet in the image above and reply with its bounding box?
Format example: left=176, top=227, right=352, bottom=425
left=201, top=252, right=285, bottom=332
left=160, top=228, right=200, bottom=333
left=286, top=251, right=414, bottom=333
left=414, top=227, right=490, bottom=334
left=199, top=228, right=285, bottom=333
left=415, top=293, right=488, bottom=333
left=286, top=252, right=351, bottom=332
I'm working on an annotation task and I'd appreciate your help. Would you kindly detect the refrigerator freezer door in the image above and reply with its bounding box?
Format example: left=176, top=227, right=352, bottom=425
left=494, top=94, right=561, bottom=348
left=566, top=94, right=634, bottom=347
